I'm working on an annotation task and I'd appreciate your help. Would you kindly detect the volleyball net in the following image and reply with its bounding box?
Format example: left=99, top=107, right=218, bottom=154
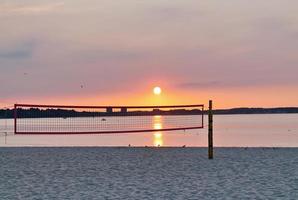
left=14, top=104, right=204, bottom=134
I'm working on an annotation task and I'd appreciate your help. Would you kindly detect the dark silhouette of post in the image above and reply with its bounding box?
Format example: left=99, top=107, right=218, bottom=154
left=14, top=104, right=17, bottom=134
left=208, top=100, right=213, bottom=159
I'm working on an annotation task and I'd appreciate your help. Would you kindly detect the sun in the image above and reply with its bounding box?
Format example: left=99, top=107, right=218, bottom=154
left=153, top=86, right=162, bottom=95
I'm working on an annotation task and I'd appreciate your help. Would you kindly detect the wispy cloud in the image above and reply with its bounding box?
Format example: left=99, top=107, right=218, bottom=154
left=0, top=40, right=36, bottom=60
left=0, top=2, right=64, bottom=15
left=177, top=81, right=221, bottom=89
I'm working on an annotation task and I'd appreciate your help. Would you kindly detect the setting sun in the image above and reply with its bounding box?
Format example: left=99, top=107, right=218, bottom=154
left=153, top=87, right=162, bottom=95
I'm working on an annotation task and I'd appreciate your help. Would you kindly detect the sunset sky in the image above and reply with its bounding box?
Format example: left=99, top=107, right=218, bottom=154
left=1, top=0, right=298, bottom=108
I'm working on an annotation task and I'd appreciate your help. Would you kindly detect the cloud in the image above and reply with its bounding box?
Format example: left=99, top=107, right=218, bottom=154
left=176, top=74, right=298, bottom=90
left=76, top=48, right=144, bottom=62
left=0, top=40, right=36, bottom=60
left=177, top=81, right=222, bottom=89
left=0, top=2, right=64, bottom=15
left=146, top=4, right=203, bottom=20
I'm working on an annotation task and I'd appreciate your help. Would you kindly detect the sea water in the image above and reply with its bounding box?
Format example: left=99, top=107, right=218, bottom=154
left=0, top=114, right=298, bottom=147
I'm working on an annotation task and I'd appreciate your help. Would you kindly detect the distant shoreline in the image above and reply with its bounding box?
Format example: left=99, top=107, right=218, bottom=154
left=0, top=107, right=298, bottom=118
left=209, top=107, right=298, bottom=115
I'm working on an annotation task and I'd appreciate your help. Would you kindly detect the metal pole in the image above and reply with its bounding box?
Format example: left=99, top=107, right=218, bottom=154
left=208, top=100, right=214, bottom=159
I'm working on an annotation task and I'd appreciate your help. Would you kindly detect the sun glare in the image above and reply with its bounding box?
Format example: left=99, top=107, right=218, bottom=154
left=153, top=86, right=162, bottom=95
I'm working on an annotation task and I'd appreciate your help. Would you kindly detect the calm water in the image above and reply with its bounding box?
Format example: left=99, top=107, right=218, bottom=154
left=0, top=114, right=298, bottom=147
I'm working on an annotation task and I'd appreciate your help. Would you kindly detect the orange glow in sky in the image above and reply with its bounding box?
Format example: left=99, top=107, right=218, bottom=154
left=2, top=83, right=298, bottom=109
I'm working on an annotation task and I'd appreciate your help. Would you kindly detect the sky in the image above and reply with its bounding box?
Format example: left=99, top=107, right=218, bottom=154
left=0, top=0, right=298, bottom=109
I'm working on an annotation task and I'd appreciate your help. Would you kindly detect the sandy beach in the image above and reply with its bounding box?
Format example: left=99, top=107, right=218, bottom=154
left=1, top=147, right=297, bottom=199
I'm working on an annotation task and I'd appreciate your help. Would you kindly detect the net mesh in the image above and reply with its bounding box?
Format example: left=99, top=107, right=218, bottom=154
left=14, top=104, right=204, bottom=134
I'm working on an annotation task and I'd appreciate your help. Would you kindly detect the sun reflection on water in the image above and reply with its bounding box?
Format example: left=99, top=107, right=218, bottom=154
left=153, top=115, right=163, bottom=147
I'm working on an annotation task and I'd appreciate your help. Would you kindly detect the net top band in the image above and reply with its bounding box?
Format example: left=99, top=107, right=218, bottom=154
left=15, top=104, right=204, bottom=109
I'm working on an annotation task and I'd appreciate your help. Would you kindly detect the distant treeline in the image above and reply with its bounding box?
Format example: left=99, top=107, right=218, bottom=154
left=213, top=107, right=298, bottom=115
left=0, top=108, right=202, bottom=119
left=0, top=107, right=298, bottom=119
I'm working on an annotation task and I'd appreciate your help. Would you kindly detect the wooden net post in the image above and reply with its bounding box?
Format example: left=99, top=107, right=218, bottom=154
left=208, top=100, right=214, bottom=159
